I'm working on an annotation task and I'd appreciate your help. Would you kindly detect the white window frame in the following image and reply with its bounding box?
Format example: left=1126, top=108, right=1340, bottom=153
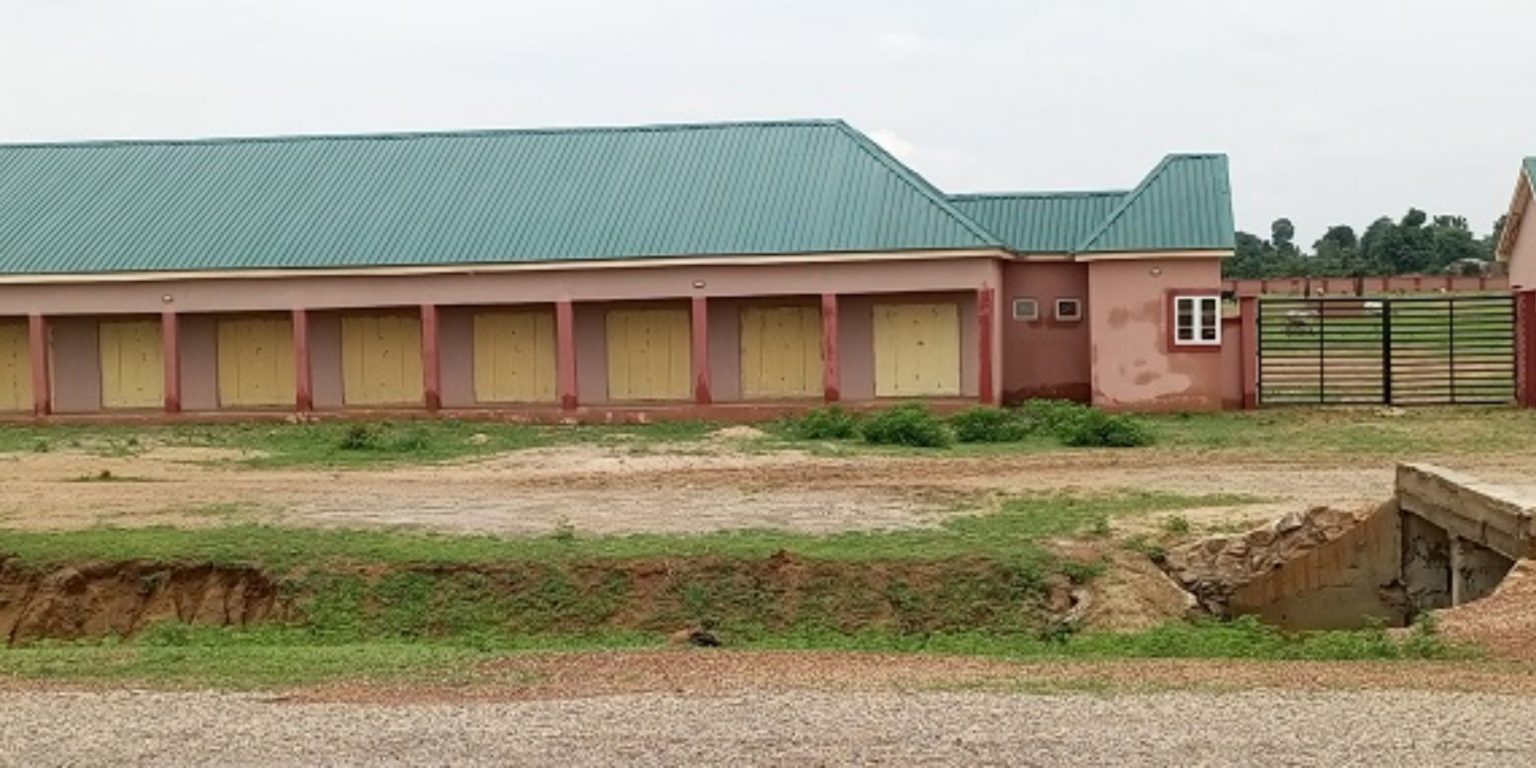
left=1054, top=298, right=1083, bottom=322
left=1011, top=297, right=1040, bottom=321
left=1173, top=295, right=1222, bottom=347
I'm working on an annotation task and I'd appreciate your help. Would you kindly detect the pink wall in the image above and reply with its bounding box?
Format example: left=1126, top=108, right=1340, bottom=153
left=1219, top=316, right=1244, bottom=410
left=179, top=314, right=219, bottom=412
left=1510, top=210, right=1536, bottom=291
left=1087, top=258, right=1226, bottom=411
left=1001, top=260, right=1091, bottom=403
left=3, top=257, right=1005, bottom=415
left=308, top=312, right=345, bottom=410
left=438, top=307, right=476, bottom=408
left=49, top=316, right=102, bottom=413
left=707, top=298, right=745, bottom=403
left=0, top=257, right=1003, bottom=315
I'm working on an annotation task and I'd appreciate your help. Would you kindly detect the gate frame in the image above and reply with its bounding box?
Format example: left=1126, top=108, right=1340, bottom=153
left=1253, top=292, right=1519, bottom=408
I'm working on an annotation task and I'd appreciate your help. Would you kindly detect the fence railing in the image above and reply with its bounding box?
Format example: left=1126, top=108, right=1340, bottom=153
left=1256, top=295, right=1517, bottom=406
left=1225, top=274, right=1507, bottom=297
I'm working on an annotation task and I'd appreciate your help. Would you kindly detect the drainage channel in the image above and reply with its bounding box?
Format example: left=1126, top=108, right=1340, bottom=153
left=1161, top=463, right=1530, bottom=631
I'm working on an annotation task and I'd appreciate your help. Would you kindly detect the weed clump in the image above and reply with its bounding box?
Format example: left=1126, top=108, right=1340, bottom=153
left=949, top=406, right=1030, bottom=443
left=337, top=424, right=384, bottom=451
left=789, top=406, right=859, bottom=440
left=389, top=427, right=432, bottom=453
left=859, top=404, right=953, bottom=448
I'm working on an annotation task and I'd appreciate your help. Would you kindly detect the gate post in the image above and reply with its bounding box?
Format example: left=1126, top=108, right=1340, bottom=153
left=1518, top=290, right=1536, bottom=408
left=1382, top=300, right=1393, bottom=406
left=1240, top=296, right=1259, bottom=409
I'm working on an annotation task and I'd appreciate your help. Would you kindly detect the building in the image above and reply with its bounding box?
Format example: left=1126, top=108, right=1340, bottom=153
left=1498, top=157, right=1536, bottom=290
left=0, top=120, right=1235, bottom=420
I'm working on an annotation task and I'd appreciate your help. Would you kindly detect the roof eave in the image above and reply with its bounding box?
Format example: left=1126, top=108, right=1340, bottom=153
left=0, top=247, right=1014, bottom=285
left=1495, top=163, right=1535, bottom=262
left=1074, top=248, right=1235, bottom=262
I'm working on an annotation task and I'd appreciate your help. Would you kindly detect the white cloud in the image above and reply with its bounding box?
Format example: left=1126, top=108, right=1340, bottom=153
left=1, top=0, right=1531, bottom=241
left=869, top=129, right=918, bottom=162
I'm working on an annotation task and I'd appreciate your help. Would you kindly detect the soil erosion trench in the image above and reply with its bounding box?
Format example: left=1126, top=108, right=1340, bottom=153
left=1165, top=463, right=1532, bottom=630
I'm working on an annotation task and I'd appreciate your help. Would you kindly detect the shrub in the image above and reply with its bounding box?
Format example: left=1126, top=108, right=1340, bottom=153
left=949, top=406, right=1030, bottom=443
left=1057, top=409, right=1154, bottom=448
left=1019, top=399, right=1092, bottom=435
left=859, top=404, right=953, bottom=448
left=790, top=406, right=859, bottom=440
left=337, top=423, right=384, bottom=451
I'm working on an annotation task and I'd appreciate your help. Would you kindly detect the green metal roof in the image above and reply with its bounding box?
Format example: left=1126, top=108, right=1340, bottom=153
left=1076, top=154, right=1234, bottom=254
left=948, top=191, right=1127, bottom=253
left=1526, top=157, right=1536, bottom=189
left=947, top=154, right=1233, bottom=255
left=0, top=120, right=1000, bottom=276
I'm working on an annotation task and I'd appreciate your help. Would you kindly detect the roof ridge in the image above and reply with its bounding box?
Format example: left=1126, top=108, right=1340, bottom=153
left=0, top=118, right=848, bottom=151
left=828, top=121, right=1001, bottom=248
left=949, top=190, right=1128, bottom=201
left=1073, top=155, right=1180, bottom=253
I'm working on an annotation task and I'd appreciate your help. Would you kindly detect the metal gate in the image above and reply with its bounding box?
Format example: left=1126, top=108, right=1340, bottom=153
left=1258, top=295, right=1516, bottom=406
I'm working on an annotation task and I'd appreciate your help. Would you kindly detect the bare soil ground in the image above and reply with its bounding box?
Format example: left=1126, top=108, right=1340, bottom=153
left=8, top=434, right=1534, bottom=536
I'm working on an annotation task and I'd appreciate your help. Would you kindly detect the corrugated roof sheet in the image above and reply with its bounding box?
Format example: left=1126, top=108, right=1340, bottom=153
left=0, top=120, right=1000, bottom=276
left=948, top=191, right=1127, bottom=253
left=1526, top=157, right=1536, bottom=189
left=1076, top=154, right=1234, bottom=253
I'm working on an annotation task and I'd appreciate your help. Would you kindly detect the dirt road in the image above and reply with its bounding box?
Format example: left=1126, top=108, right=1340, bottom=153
left=6, top=437, right=1536, bottom=535
left=6, top=683, right=1535, bottom=766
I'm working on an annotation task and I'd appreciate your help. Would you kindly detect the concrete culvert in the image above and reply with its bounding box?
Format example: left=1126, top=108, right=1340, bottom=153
left=1163, top=463, right=1536, bottom=632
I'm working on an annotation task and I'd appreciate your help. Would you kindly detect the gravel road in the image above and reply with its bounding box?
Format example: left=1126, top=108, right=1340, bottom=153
left=5, top=688, right=1535, bottom=767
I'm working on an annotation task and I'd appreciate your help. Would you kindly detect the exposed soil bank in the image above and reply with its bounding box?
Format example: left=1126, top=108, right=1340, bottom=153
left=0, top=553, right=1094, bottom=645
left=0, top=558, right=282, bottom=644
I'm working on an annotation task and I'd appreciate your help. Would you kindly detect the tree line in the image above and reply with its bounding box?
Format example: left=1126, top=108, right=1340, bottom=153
left=1225, top=211, right=1506, bottom=279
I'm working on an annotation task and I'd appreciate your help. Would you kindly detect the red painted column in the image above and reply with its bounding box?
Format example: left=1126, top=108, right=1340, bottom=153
left=27, top=314, right=49, bottom=417
left=821, top=293, right=840, bottom=403
left=161, top=309, right=181, bottom=414
left=1519, top=291, right=1536, bottom=408
left=420, top=303, right=441, bottom=412
left=977, top=285, right=996, bottom=405
left=691, top=296, right=711, bottom=405
left=1240, top=296, right=1260, bottom=409
left=556, top=300, right=578, bottom=411
left=292, top=309, right=313, bottom=413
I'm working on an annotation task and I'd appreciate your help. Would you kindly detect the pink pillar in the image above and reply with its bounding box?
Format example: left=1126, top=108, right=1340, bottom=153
left=1239, top=296, right=1260, bottom=409
left=691, top=296, right=711, bottom=405
left=556, top=300, right=578, bottom=411
left=821, top=293, right=840, bottom=403
left=161, top=309, right=181, bottom=414
left=292, top=309, right=313, bottom=412
left=27, top=314, right=49, bottom=417
left=420, top=303, right=441, bottom=412
left=977, top=284, right=996, bottom=405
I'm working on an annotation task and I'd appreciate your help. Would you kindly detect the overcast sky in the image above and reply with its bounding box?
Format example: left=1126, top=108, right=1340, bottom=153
left=3, top=0, right=1531, bottom=244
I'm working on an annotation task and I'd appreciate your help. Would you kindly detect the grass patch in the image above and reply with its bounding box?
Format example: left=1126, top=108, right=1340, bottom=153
left=744, top=615, right=1471, bottom=662
left=0, top=491, right=1255, bottom=572
left=0, top=419, right=721, bottom=468
left=5, top=405, right=1532, bottom=465
left=0, top=617, right=1474, bottom=689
